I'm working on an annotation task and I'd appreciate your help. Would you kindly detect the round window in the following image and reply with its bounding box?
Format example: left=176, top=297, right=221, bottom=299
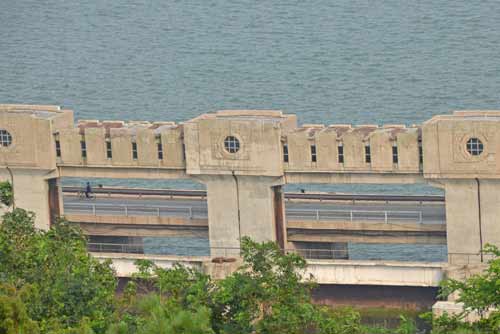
left=0, top=130, right=12, bottom=147
left=224, top=136, right=240, bottom=153
left=466, top=137, right=483, bottom=156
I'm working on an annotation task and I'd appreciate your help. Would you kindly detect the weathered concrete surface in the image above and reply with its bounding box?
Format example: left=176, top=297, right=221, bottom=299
left=313, top=285, right=439, bottom=310
left=67, top=214, right=209, bottom=237
left=66, top=214, right=208, bottom=227
left=306, top=260, right=445, bottom=287
left=79, top=223, right=209, bottom=238
left=0, top=169, right=58, bottom=229
left=432, top=301, right=493, bottom=323
left=284, top=172, right=424, bottom=185
left=288, top=232, right=446, bottom=245
left=91, top=252, right=206, bottom=277
left=96, top=252, right=445, bottom=288
left=287, top=220, right=446, bottom=232
left=59, top=166, right=186, bottom=179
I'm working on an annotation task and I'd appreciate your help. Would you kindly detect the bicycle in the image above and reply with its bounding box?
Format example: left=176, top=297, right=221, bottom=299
left=78, top=190, right=96, bottom=200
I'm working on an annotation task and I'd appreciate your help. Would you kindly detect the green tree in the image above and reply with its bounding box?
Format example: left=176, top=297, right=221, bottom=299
left=121, top=237, right=374, bottom=334
left=0, top=181, right=13, bottom=208
left=0, top=284, right=39, bottom=334
left=0, top=208, right=117, bottom=333
left=0, top=203, right=417, bottom=334
left=427, top=244, right=500, bottom=333
left=211, top=237, right=318, bottom=334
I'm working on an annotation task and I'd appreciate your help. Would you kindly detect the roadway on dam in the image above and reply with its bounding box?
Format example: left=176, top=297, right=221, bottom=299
left=63, top=195, right=446, bottom=224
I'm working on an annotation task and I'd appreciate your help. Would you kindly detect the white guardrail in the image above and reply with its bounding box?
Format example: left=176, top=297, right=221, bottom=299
left=65, top=202, right=425, bottom=223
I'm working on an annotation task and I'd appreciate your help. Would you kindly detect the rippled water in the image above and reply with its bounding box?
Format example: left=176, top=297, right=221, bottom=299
left=2, top=1, right=500, bottom=125
left=3, top=1, right=498, bottom=260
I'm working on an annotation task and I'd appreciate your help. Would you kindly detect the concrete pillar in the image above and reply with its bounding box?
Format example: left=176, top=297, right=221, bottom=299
left=437, top=179, right=499, bottom=311
left=444, top=179, right=484, bottom=265
left=200, top=175, right=285, bottom=257
left=0, top=169, right=56, bottom=230
left=48, top=177, right=63, bottom=225
left=476, top=179, right=500, bottom=250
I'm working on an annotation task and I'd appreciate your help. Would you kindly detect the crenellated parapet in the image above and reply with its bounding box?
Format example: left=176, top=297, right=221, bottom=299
left=2, top=104, right=500, bottom=268
left=56, top=119, right=185, bottom=169
left=283, top=123, right=421, bottom=173
left=0, top=105, right=427, bottom=178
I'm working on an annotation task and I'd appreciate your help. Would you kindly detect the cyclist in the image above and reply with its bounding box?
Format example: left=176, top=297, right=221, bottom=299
left=85, top=182, right=92, bottom=199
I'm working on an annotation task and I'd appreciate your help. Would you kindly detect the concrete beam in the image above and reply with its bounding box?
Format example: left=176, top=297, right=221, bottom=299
left=66, top=214, right=207, bottom=227
left=94, top=252, right=445, bottom=287
left=284, top=172, right=424, bottom=184
left=306, top=259, right=445, bottom=287
left=287, top=231, right=446, bottom=245
left=287, top=220, right=446, bottom=232
left=59, top=166, right=187, bottom=180
left=79, top=223, right=208, bottom=238
left=91, top=252, right=206, bottom=277
left=68, top=214, right=446, bottom=244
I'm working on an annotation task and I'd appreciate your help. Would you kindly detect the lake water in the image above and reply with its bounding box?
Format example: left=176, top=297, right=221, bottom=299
left=3, top=1, right=499, bottom=260
left=2, top=1, right=499, bottom=126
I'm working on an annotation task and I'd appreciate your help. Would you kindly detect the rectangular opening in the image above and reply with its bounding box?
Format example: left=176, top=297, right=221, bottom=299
left=310, top=144, right=317, bottom=163
left=418, top=138, right=423, bottom=165
left=365, top=145, right=371, bottom=163
left=55, top=140, right=61, bottom=158
left=80, top=140, right=87, bottom=159
left=157, top=142, right=163, bottom=160
left=132, top=142, right=138, bottom=160
left=106, top=140, right=112, bottom=159
left=392, top=145, right=398, bottom=164
left=283, top=143, right=289, bottom=163
left=338, top=145, right=344, bottom=163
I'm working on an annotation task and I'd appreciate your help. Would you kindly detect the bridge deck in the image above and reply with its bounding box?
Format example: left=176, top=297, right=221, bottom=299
left=63, top=193, right=446, bottom=245
left=63, top=194, right=446, bottom=224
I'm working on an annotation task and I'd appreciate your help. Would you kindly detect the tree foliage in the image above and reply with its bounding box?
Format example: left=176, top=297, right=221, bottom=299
left=0, top=208, right=116, bottom=333
left=114, top=237, right=415, bottom=334
left=0, top=181, right=13, bottom=208
left=425, top=244, right=500, bottom=333
left=0, top=201, right=420, bottom=334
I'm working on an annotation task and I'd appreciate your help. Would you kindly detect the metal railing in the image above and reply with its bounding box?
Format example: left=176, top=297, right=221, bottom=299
left=87, top=242, right=448, bottom=262
left=65, top=202, right=428, bottom=224
left=63, top=186, right=444, bottom=203
left=65, top=202, right=204, bottom=219
left=287, top=208, right=423, bottom=223
left=87, top=242, right=349, bottom=259
left=447, top=251, right=498, bottom=265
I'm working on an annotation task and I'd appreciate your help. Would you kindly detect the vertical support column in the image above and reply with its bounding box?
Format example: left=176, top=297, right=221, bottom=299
left=444, top=180, right=482, bottom=265
left=234, top=176, right=283, bottom=244
left=0, top=169, right=54, bottom=230
left=203, top=175, right=241, bottom=257
left=478, top=180, right=500, bottom=252
left=47, top=177, right=61, bottom=226
left=200, top=175, right=284, bottom=258
left=273, top=185, right=286, bottom=250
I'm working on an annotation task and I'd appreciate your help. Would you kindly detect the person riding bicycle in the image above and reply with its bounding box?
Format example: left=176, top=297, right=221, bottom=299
left=85, top=182, right=92, bottom=199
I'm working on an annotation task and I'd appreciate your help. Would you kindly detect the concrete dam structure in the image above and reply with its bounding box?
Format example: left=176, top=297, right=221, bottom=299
left=0, top=104, right=498, bottom=271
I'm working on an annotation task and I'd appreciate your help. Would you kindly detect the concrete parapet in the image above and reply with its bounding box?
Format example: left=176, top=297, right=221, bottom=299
left=95, top=252, right=445, bottom=288
left=91, top=252, right=206, bottom=277
left=306, top=260, right=445, bottom=287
